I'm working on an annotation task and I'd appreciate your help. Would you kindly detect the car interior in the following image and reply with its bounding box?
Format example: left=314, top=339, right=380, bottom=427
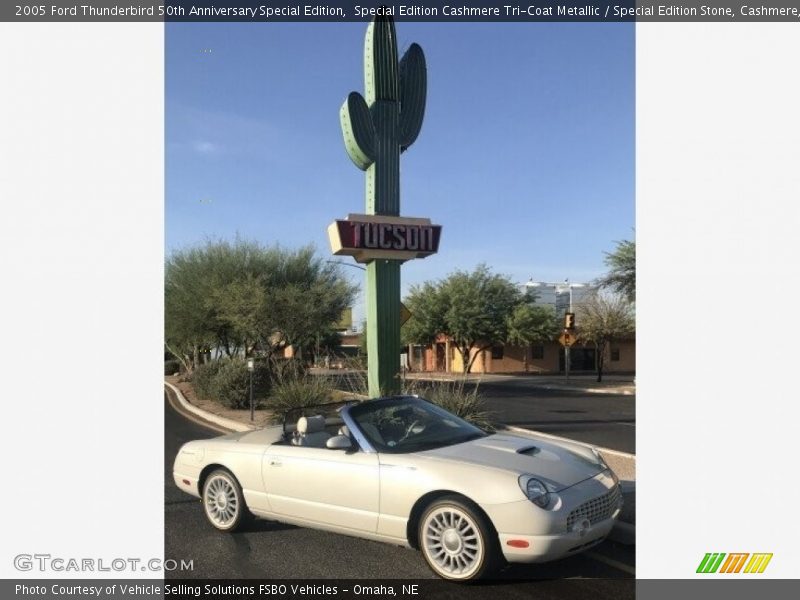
left=276, top=414, right=352, bottom=449
left=290, top=415, right=331, bottom=447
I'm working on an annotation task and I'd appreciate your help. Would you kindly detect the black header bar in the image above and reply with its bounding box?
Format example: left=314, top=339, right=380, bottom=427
left=4, top=1, right=800, bottom=22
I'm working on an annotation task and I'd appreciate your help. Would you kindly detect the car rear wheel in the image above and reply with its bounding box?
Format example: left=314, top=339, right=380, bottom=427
left=418, top=497, right=499, bottom=581
left=202, top=469, right=249, bottom=532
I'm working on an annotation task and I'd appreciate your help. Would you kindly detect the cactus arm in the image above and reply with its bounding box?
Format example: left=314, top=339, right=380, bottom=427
left=340, top=92, right=377, bottom=171
left=364, top=14, right=399, bottom=104
left=398, top=43, right=427, bottom=151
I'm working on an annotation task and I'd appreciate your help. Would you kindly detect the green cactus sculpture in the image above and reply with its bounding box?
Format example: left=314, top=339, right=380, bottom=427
left=340, top=15, right=426, bottom=396
left=341, top=15, right=426, bottom=213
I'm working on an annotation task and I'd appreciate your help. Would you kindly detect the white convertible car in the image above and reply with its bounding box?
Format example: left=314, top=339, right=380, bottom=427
left=173, top=396, right=622, bottom=581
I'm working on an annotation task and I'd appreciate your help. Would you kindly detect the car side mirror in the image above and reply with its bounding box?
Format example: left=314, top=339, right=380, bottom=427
left=326, top=435, right=353, bottom=450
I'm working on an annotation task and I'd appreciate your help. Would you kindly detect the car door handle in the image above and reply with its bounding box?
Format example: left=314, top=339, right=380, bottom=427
left=268, top=459, right=282, bottom=467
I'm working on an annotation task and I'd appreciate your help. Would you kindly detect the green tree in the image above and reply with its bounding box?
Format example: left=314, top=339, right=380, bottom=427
left=266, top=249, right=356, bottom=359
left=506, top=304, right=561, bottom=372
left=211, top=273, right=271, bottom=358
left=165, top=239, right=357, bottom=371
left=165, top=241, right=248, bottom=372
left=575, top=291, right=635, bottom=382
left=404, top=265, right=523, bottom=373
left=403, top=281, right=447, bottom=346
left=597, top=239, right=635, bottom=302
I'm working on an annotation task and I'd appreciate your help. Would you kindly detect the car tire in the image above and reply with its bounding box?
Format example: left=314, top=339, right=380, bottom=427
left=418, top=496, right=500, bottom=581
left=201, top=469, right=250, bottom=532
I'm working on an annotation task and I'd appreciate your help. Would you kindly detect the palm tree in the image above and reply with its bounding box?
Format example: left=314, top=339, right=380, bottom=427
left=597, top=239, right=635, bottom=303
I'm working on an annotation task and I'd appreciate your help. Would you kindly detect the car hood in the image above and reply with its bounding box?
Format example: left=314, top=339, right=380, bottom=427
left=418, top=432, right=607, bottom=492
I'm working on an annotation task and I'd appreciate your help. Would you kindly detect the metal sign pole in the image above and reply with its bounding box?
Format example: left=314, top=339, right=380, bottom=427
left=247, top=357, right=255, bottom=422
left=337, top=15, right=427, bottom=397
left=566, top=287, right=573, bottom=381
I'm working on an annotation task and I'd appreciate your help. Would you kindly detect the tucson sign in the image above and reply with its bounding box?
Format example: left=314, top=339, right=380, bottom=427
left=328, top=214, right=442, bottom=262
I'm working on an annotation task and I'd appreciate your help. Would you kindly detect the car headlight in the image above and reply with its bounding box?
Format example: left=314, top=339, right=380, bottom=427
left=519, top=475, right=550, bottom=508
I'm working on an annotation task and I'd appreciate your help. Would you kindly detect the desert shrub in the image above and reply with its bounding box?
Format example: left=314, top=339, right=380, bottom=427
left=328, top=356, right=369, bottom=397
left=269, top=357, right=307, bottom=382
left=404, top=378, right=496, bottom=432
left=208, top=358, right=271, bottom=409
left=267, top=375, right=335, bottom=423
left=164, top=359, right=181, bottom=376
left=191, top=360, right=227, bottom=399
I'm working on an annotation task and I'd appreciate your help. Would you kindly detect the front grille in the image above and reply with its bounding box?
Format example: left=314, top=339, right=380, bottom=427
left=566, top=485, right=621, bottom=531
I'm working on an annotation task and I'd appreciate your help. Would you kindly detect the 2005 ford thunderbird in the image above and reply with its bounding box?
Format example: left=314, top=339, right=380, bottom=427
left=173, top=396, right=622, bottom=581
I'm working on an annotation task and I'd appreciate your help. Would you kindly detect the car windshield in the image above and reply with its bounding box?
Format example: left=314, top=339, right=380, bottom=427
left=348, top=397, right=487, bottom=454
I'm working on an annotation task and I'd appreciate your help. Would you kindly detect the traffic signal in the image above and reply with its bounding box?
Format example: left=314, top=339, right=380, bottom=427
left=565, top=312, right=575, bottom=330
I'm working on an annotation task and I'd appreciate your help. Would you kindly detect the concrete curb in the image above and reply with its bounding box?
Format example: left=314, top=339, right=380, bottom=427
left=531, top=385, right=635, bottom=396
left=164, top=381, right=256, bottom=433
left=404, top=375, right=635, bottom=396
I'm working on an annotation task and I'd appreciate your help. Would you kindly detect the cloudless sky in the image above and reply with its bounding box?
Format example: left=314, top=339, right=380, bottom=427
left=166, top=22, right=634, bottom=319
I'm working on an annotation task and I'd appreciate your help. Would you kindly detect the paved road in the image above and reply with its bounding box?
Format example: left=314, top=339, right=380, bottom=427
left=164, top=390, right=634, bottom=596
left=327, top=374, right=635, bottom=454
left=475, top=381, right=635, bottom=454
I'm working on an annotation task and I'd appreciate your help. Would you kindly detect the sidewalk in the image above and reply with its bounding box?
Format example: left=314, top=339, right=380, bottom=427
left=403, top=371, right=636, bottom=396
left=310, top=367, right=636, bottom=396
left=166, top=378, right=635, bottom=541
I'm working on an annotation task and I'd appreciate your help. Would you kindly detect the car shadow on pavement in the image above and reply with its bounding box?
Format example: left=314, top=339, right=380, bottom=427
left=239, top=518, right=299, bottom=534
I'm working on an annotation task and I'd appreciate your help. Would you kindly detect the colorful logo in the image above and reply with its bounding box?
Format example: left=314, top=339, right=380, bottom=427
left=696, top=553, right=773, bottom=574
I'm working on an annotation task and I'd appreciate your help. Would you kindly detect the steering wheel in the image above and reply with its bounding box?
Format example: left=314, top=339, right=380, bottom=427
left=400, top=420, right=421, bottom=443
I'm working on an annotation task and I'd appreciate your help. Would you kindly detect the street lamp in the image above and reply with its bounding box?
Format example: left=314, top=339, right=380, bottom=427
left=247, top=357, right=255, bottom=422
left=525, top=278, right=586, bottom=380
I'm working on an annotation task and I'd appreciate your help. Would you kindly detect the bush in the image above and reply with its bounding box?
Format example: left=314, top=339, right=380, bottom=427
left=328, top=356, right=369, bottom=396
left=404, top=379, right=496, bottom=432
left=269, top=357, right=307, bottom=382
left=164, top=359, right=181, bottom=376
left=191, top=360, right=227, bottom=400
left=208, top=358, right=271, bottom=409
left=267, top=376, right=334, bottom=423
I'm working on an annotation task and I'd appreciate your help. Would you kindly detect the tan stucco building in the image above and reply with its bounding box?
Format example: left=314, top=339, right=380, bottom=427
left=412, top=335, right=635, bottom=375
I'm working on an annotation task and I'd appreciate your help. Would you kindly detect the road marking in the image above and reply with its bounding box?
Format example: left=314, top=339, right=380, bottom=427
left=585, top=551, right=636, bottom=575
left=165, top=387, right=230, bottom=435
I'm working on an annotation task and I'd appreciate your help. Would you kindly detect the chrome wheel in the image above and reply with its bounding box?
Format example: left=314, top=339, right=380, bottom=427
left=421, top=505, right=485, bottom=580
left=203, top=471, right=241, bottom=530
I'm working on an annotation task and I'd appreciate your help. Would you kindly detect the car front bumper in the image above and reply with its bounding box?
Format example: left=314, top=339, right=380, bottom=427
left=498, top=513, right=619, bottom=563
left=483, top=470, right=623, bottom=563
left=173, top=470, right=201, bottom=498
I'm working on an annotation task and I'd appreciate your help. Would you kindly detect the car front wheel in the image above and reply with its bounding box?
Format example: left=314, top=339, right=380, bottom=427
left=202, top=469, right=248, bottom=532
left=418, top=497, right=499, bottom=581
